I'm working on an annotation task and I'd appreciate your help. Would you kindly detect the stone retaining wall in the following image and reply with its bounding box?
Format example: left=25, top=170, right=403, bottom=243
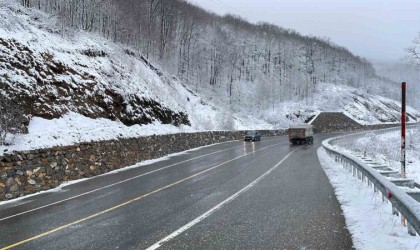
left=311, top=112, right=361, bottom=133
left=311, top=112, right=401, bottom=133
left=0, top=130, right=284, bottom=201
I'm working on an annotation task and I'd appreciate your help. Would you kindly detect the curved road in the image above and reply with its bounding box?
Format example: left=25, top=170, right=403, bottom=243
left=0, top=134, right=353, bottom=249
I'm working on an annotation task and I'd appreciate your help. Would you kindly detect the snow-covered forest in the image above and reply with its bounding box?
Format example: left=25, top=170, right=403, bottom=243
left=18, top=0, right=399, bottom=108
left=1, top=0, right=418, bottom=148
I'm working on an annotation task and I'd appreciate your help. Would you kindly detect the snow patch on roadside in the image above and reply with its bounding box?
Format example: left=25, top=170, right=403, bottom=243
left=0, top=112, right=196, bottom=155
left=0, top=178, right=88, bottom=207
left=317, top=147, right=419, bottom=250
left=332, top=126, right=420, bottom=185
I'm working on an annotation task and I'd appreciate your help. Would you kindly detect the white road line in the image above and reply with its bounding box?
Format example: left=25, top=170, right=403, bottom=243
left=146, top=149, right=297, bottom=250
left=0, top=145, right=241, bottom=221
left=0, top=140, right=287, bottom=221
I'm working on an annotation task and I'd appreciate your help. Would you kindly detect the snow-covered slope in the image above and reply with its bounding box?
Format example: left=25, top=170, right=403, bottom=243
left=273, top=83, right=420, bottom=126
left=0, top=1, right=418, bottom=153
left=0, top=3, right=187, bottom=126
left=0, top=2, right=273, bottom=131
left=318, top=83, right=419, bottom=124
left=0, top=1, right=276, bottom=152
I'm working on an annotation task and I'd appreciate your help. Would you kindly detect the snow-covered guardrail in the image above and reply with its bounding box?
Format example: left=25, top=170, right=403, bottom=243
left=322, top=137, right=420, bottom=236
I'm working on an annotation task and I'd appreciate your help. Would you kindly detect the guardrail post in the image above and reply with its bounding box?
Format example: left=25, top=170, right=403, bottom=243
left=392, top=205, right=399, bottom=216
left=407, top=222, right=417, bottom=236
left=323, top=136, right=420, bottom=237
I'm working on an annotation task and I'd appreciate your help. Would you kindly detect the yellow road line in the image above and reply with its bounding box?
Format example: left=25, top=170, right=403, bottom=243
left=0, top=142, right=284, bottom=250
left=0, top=143, right=250, bottom=222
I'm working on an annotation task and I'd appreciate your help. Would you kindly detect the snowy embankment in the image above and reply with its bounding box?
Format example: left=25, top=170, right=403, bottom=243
left=332, top=126, right=420, bottom=184
left=295, top=82, right=419, bottom=125
left=318, top=126, right=420, bottom=248
left=0, top=112, right=197, bottom=154
left=0, top=111, right=272, bottom=156
left=318, top=148, right=419, bottom=249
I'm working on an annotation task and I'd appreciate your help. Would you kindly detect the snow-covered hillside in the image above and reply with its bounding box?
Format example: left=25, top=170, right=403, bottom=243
left=0, top=1, right=418, bottom=153
left=0, top=1, right=273, bottom=131
left=254, top=82, right=419, bottom=127
left=310, top=83, right=419, bottom=125
left=0, top=2, right=185, bottom=126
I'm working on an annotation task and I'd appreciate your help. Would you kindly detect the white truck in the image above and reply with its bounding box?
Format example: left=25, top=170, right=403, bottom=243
left=288, top=124, right=314, bottom=145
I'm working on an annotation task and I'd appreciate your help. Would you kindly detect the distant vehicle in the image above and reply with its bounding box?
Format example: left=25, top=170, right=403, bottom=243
left=244, top=131, right=261, bottom=141
left=288, top=125, right=314, bottom=145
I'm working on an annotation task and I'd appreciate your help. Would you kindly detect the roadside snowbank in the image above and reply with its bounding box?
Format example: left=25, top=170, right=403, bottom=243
left=0, top=112, right=195, bottom=155
left=332, top=126, right=420, bottom=184
left=318, top=147, right=419, bottom=249
left=0, top=111, right=277, bottom=155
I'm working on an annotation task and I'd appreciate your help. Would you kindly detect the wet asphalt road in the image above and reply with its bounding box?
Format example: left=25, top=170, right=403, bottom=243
left=0, top=134, right=353, bottom=249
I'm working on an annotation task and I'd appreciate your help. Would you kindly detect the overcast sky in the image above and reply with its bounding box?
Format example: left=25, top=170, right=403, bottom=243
left=190, top=0, right=420, bottom=62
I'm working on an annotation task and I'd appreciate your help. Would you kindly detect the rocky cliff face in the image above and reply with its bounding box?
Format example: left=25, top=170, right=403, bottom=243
left=0, top=36, right=189, bottom=128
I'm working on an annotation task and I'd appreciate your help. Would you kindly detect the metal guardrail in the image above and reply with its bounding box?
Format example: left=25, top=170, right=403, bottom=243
left=322, top=135, right=420, bottom=236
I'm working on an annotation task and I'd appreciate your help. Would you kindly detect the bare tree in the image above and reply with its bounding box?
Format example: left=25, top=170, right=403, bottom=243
left=21, top=0, right=30, bottom=8
left=405, top=33, right=420, bottom=66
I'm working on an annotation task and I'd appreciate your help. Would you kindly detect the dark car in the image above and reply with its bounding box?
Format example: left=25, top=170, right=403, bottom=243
left=244, top=131, right=261, bottom=141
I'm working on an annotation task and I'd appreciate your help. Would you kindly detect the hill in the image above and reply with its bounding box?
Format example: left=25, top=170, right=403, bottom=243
left=0, top=1, right=418, bottom=153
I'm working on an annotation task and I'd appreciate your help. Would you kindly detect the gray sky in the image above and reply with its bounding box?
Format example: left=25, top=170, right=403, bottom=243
left=190, top=0, right=420, bottom=62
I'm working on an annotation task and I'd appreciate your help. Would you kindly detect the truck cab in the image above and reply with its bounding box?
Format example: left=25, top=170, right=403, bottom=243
left=288, top=125, right=314, bottom=145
